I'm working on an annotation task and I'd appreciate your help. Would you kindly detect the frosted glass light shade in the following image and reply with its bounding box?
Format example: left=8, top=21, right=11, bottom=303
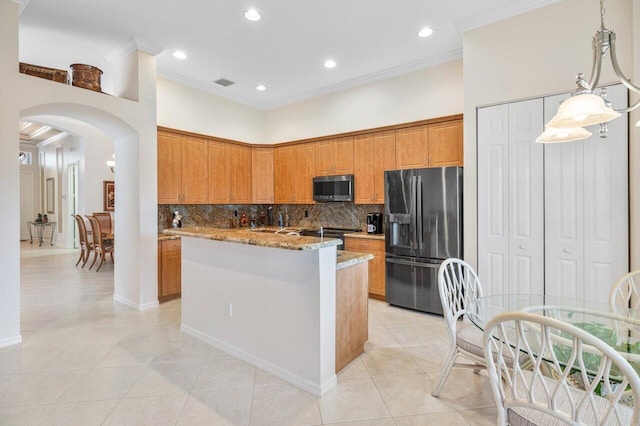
left=535, top=126, right=592, bottom=143
left=546, top=93, right=621, bottom=128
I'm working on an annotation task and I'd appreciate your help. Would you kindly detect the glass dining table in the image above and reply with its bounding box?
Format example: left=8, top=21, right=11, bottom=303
left=467, top=294, right=640, bottom=361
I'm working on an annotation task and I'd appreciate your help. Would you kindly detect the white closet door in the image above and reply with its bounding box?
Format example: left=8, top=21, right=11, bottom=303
left=508, top=99, right=544, bottom=295
left=544, top=84, right=628, bottom=303
left=478, top=105, right=509, bottom=295
left=544, top=93, right=585, bottom=299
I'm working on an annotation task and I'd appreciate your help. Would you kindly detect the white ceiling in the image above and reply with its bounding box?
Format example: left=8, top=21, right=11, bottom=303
left=18, top=0, right=559, bottom=110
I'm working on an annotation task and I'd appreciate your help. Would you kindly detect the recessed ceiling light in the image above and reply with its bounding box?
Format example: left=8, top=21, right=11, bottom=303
left=173, top=50, right=187, bottom=60
left=244, top=8, right=261, bottom=21
left=324, top=59, right=337, bottom=69
left=418, top=27, right=434, bottom=38
left=256, top=85, right=266, bottom=91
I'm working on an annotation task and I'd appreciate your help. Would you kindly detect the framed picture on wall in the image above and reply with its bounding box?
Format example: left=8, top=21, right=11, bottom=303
left=46, top=177, right=55, bottom=213
left=103, top=180, right=115, bottom=211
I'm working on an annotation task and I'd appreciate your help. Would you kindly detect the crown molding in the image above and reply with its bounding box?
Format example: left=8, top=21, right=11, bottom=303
left=158, top=48, right=462, bottom=111
left=107, top=36, right=164, bottom=63
left=455, top=0, right=561, bottom=33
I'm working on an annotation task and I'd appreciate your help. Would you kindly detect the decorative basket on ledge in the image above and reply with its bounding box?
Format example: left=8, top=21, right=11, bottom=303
left=70, top=63, right=103, bottom=92
left=19, top=62, right=68, bottom=84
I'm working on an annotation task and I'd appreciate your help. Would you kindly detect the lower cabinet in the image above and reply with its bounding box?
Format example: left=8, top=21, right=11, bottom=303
left=158, top=238, right=181, bottom=302
left=344, top=237, right=386, bottom=300
left=335, top=261, right=368, bottom=373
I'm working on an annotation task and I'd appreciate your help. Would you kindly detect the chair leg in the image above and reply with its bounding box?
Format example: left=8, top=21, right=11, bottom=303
left=432, top=347, right=459, bottom=397
left=96, top=252, right=105, bottom=272
left=89, top=250, right=98, bottom=270
left=110, top=252, right=114, bottom=263
left=81, top=249, right=91, bottom=268
left=75, top=249, right=83, bottom=267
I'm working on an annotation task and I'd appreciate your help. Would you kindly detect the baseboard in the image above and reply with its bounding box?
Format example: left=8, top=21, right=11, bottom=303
left=181, top=323, right=336, bottom=396
left=0, top=335, right=22, bottom=348
left=113, top=295, right=159, bottom=311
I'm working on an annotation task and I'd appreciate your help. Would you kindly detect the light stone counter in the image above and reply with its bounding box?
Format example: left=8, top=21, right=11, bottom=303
left=343, top=232, right=385, bottom=241
left=336, top=250, right=374, bottom=270
left=163, top=227, right=341, bottom=250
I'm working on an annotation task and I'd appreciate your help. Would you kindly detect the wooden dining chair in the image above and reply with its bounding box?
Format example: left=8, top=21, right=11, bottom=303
left=610, top=270, right=640, bottom=310
left=86, top=215, right=114, bottom=272
left=72, top=214, right=93, bottom=268
left=432, top=258, right=487, bottom=397
left=483, top=311, right=640, bottom=426
left=92, top=212, right=112, bottom=235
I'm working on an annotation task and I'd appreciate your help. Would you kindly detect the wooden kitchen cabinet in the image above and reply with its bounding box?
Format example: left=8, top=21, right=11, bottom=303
left=345, top=237, right=386, bottom=300
left=274, top=143, right=315, bottom=204
left=251, top=147, right=274, bottom=203
left=207, top=142, right=252, bottom=204
left=354, top=131, right=395, bottom=204
left=158, top=131, right=208, bottom=204
left=428, top=119, right=463, bottom=167
left=315, top=137, right=354, bottom=176
left=395, top=120, right=463, bottom=169
left=158, top=238, right=181, bottom=302
left=335, top=261, right=368, bottom=372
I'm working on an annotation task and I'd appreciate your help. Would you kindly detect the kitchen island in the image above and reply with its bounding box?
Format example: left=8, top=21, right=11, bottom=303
left=162, top=227, right=371, bottom=396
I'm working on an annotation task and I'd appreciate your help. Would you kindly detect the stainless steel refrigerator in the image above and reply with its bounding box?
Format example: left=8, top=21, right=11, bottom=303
left=384, top=167, right=463, bottom=315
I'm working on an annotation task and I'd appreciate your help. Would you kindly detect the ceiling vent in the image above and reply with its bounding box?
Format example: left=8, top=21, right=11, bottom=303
left=214, top=78, right=235, bottom=87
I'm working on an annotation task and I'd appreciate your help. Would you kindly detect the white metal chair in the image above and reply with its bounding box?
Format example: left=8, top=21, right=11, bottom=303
left=483, top=311, right=640, bottom=426
left=610, top=270, right=640, bottom=310
left=432, top=258, right=486, bottom=397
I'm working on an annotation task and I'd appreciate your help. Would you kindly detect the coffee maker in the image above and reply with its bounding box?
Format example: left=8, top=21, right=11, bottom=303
left=366, top=213, right=383, bottom=234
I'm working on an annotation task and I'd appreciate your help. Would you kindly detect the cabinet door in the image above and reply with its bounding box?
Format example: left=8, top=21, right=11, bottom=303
left=230, top=145, right=252, bottom=203
left=159, top=239, right=181, bottom=300
left=208, top=141, right=231, bottom=203
left=507, top=99, right=544, bottom=296
left=353, top=134, right=375, bottom=204
left=274, top=146, right=294, bottom=203
left=395, top=126, right=428, bottom=169
left=315, top=139, right=335, bottom=176
left=428, top=120, right=463, bottom=167
left=373, top=131, right=395, bottom=204
left=478, top=105, right=510, bottom=296
left=252, top=147, right=274, bottom=203
left=345, top=238, right=386, bottom=299
left=157, top=131, right=182, bottom=204
left=333, top=136, right=354, bottom=175
left=294, top=143, right=315, bottom=203
left=181, top=136, right=208, bottom=204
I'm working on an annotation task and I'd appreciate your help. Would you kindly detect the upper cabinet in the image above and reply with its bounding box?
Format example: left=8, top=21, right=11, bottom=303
left=395, top=119, right=463, bottom=170
left=251, top=147, right=274, bottom=204
left=158, top=131, right=208, bottom=204
left=314, top=137, right=354, bottom=176
left=208, top=142, right=251, bottom=204
left=274, top=143, right=315, bottom=204
left=353, top=131, right=395, bottom=204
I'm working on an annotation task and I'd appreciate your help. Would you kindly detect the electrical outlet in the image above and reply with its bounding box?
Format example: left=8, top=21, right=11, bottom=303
left=226, top=303, right=233, bottom=317
left=304, top=210, right=309, bottom=217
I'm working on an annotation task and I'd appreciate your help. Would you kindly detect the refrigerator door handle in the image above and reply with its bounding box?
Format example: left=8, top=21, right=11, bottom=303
left=417, top=175, right=424, bottom=250
left=410, top=175, right=417, bottom=249
left=386, top=257, right=439, bottom=268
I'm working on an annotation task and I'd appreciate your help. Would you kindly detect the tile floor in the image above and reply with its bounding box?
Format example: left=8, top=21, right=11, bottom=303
left=0, top=242, right=497, bottom=425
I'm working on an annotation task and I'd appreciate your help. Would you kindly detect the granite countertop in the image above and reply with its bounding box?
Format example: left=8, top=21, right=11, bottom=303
left=336, top=250, right=374, bottom=270
left=158, top=234, right=181, bottom=242
left=344, top=232, right=385, bottom=241
left=163, top=227, right=342, bottom=250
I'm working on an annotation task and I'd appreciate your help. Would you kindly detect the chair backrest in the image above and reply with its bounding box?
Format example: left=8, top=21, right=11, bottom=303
left=483, top=311, right=640, bottom=426
left=610, top=270, right=640, bottom=310
left=72, top=215, right=88, bottom=246
left=438, top=258, right=483, bottom=324
left=86, top=215, right=103, bottom=248
left=92, top=212, right=112, bottom=235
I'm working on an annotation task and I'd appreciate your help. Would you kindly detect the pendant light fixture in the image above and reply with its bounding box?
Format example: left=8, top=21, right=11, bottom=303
left=537, top=0, right=639, bottom=143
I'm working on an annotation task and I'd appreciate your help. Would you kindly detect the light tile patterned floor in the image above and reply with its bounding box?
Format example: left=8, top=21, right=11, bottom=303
left=0, top=242, right=497, bottom=425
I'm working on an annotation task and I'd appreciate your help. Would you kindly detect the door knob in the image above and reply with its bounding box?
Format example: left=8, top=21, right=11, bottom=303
left=563, top=248, right=571, bottom=253
left=519, top=245, right=525, bottom=249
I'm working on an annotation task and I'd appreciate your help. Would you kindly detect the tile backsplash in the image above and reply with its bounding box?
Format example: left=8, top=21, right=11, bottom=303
left=158, top=203, right=384, bottom=232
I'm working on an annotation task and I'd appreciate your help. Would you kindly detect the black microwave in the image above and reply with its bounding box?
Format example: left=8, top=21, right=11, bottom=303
left=313, top=175, right=354, bottom=202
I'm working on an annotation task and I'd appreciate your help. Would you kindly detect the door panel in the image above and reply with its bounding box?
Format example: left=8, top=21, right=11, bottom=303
left=20, top=171, right=35, bottom=241
left=385, top=257, right=416, bottom=310
left=415, top=261, right=443, bottom=315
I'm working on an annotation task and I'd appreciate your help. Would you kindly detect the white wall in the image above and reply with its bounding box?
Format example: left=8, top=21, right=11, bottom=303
left=265, top=60, right=463, bottom=142
left=462, top=0, right=638, bottom=271
left=156, top=77, right=265, bottom=143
